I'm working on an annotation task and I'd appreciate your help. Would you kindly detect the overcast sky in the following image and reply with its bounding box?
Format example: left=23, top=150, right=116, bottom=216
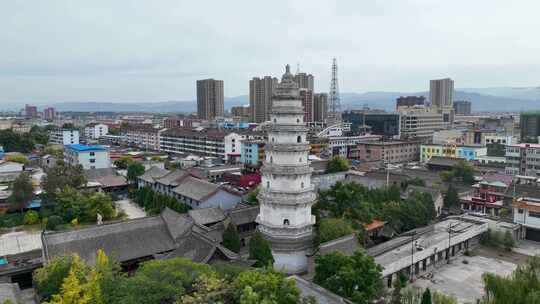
left=1, top=0, right=539, bottom=105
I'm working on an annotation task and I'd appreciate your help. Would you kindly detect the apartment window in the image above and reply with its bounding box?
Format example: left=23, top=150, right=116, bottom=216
left=297, top=136, right=302, bottom=143
left=518, top=209, right=524, bottom=214
left=90, top=159, right=96, bottom=163
left=90, top=152, right=95, bottom=156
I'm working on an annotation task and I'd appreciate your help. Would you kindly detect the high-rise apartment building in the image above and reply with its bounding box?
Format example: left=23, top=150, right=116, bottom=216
left=429, top=78, right=454, bottom=126
left=43, top=107, right=56, bottom=120
left=520, top=111, right=540, bottom=143
left=299, top=89, right=314, bottom=122
left=453, top=100, right=472, bottom=115
left=24, top=104, right=38, bottom=118
left=294, top=72, right=314, bottom=91
left=249, top=76, right=278, bottom=123
left=197, top=79, right=224, bottom=120
left=313, top=93, right=328, bottom=123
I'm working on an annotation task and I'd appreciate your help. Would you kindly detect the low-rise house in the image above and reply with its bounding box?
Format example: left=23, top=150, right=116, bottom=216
left=513, top=197, right=540, bottom=241
left=420, top=144, right=487, bottom=163
left=64, top=144, right=110, bottom=170
left=138, top=167, right=242, bottom=210
left=40, top=154, right=57, bottom=169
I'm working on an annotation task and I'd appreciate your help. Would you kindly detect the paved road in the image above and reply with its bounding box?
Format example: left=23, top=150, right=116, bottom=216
left=0, top=230, right=42, bottom=256
left=116, top=199, right=146, bottom=219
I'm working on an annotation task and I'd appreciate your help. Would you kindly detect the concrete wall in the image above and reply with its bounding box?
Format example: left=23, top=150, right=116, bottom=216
left=311, top=172, right=347, bottom=191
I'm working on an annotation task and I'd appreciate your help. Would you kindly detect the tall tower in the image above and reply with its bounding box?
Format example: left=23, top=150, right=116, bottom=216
left=328, top=58, right=341, bottom=125
left=256, top=64, right=316, bottom=274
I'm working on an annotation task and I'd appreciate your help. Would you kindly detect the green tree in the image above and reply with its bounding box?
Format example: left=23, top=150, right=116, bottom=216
left=502, top=230, right=515, bottom=251
left=114, top=258, right=214, bottom=304
left=5, top=154, right=29, bottom=164
left=246, top=187, right=260, bottom=205
left=482, top=256, right=540, bottom=304
left=453, top=160, right=475, bottom=184
left=222, top=223, right=241, bottom=253
left=314, top=250, right=383, bottom=304
left=443, top=186, right=459, bottom=209
left=46, top=215, right=64, bottom=230
left=0, top=129, right=35, bottom=153
left=233, top=268, right=300, bottom=304
left=42, top=161, right=86, bottom=201
left=179, top=273, right=230, bottom=304
left=421, top=288, right=432, bottom=304
left=318, top=218, right=354, bottom=243
left=249, top=232, right=274, bottom=268
left=326, top=156, right=349, bottom=173
left=113, top=156, right=133, bottom=169
left=8, top=172, right=33, bottom=209
left=34, top=255, right=85, bottom=300
left=126, top=161, right=145, bottom=183
left=432, top=291, right=457, bottom=304
left=23, top=210, right=40, bottom=225
left=82, top=192, right=116, bottom=222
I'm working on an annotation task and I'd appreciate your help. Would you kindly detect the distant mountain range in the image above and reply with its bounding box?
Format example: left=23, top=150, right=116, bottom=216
left=4, top=86, right=539, bottom=113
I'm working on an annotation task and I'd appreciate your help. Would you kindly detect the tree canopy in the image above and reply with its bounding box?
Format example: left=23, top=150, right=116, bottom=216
left=223, top=224, right=241, bottom=253
left=132, top=187, right=190, bottom=215
left=42, top=161, right=86, bottom=202
left=326, top=156, right=349, bottom=173
left=36, top=252, right=312, bottom=304
left=127, top=161, right=145, bottom=183
left=318, top=217, right=354, bottom=244
left=482, top=256, right=540, bottom=304
left=314, top=249, right=383, bottom=304
left=439, top=160, right=475, bottom=185
left=248, top=232, right=274, bottom=268
left=8, top=172, right=33, bottom=209
left=317, top=181, right=435, bottom=234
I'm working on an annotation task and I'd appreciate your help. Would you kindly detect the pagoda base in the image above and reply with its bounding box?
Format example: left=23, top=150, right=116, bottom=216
left=272, top=250, right=309, bottom=275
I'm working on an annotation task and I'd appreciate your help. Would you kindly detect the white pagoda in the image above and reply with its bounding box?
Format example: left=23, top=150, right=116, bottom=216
left=256, top=64, right=316, bottom=274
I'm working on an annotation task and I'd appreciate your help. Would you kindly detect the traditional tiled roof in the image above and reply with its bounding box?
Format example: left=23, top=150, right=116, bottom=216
left=189, top=207, right=226, bottom=226
left=288, top=276, right=353, bottom=304
left=42, top=216, right=178, bottom=264
left=42, top=208, right=239, bottom=266
left=172, top=176, right=221, bottom=201
left=138, top=166, right=170, bottom=183
left=229, top=205, right=259, bottom=226
left=318, top=234, right=360, bottom=256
